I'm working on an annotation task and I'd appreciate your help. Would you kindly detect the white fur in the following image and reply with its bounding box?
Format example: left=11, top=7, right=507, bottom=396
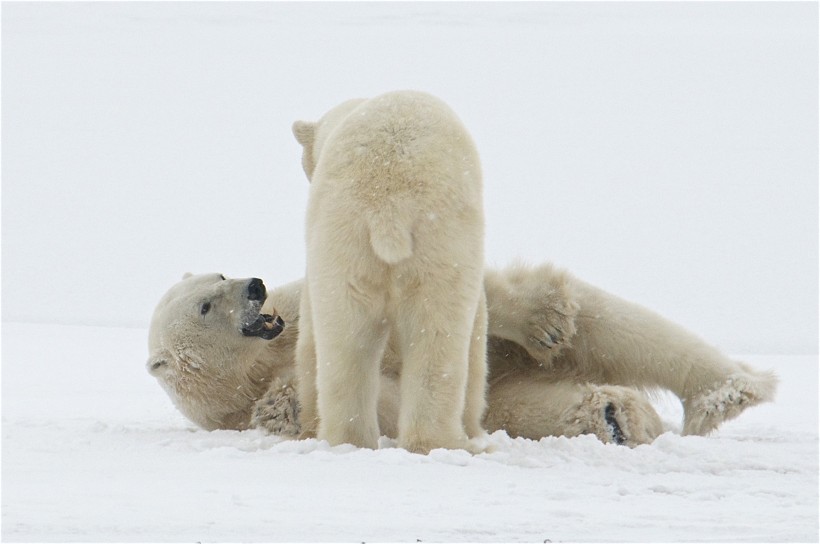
left=147, top=274, right=297, bottom=430
left=484, top=262, right=779, bottom=437
left=292, top=91, right=487, bottom=453
left=148, top=264, right=777, bottom=449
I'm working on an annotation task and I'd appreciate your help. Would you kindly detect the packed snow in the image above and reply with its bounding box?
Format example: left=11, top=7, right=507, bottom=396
left=1, top=323, right=817, bottom=542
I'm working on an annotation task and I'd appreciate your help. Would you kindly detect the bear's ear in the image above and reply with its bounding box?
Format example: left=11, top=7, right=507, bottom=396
left=182, top=272, right=193, bottom=280
left=292, top=120, right=316, bottom=148
left=146, top=352, right=171, bottom=375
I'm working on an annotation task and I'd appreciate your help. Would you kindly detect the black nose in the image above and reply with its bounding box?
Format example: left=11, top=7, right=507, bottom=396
left=247, top=278, right=266, bottom=301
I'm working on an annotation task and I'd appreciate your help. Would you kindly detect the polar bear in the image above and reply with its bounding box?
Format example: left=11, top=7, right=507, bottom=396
left=291, top=91, right=487, bottom=453
left=147, top=264, right=778, bottom=448
left=147, top=273, right=286, bottom=431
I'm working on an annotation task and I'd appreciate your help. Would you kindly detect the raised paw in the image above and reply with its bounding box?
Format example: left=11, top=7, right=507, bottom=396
left=250, top=378, right=302, bottom=437
left=524, top=308, right=577, bottom=360
left=485, top=263, right=580, bottom=366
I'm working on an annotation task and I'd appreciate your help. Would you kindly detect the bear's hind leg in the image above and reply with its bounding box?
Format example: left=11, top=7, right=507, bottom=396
left=312, top=287, right=389, bottom=450
left=463, top=290, right=489, bottom=441
left=294, top=285, right=319, bottom=439
left=682, top=363, right=778, bottom=436
left=575, top=385, right=664, bottom=446
left=485, top=377, right=663, bottom=447
left=394, top=291, right=479, bottom=454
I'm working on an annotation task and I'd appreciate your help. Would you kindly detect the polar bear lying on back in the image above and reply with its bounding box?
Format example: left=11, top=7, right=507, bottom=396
left=292, top=91, right=487, bottom=453
left=148, top=264, right=778, bottom=448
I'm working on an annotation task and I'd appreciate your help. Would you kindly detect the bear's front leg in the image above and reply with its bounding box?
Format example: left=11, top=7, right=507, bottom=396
left=250, top=378, right=301, bottom=437
left=484, top=263, right=579, bottom=366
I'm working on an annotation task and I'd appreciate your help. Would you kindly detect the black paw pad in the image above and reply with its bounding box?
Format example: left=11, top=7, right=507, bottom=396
left=604, top=403, right=626, bottom=445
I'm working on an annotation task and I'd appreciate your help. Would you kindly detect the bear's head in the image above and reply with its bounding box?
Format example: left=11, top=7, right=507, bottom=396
left=147, top=273, right=285, bottom=430
left=292, top=98, right=367, bottom=180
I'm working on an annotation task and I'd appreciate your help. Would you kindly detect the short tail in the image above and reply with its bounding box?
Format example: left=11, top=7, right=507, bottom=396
left=366, top=206, right=415, bottom=264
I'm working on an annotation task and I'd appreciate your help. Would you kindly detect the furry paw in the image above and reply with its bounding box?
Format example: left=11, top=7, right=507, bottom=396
left=568, top=385, right=663, bottom=447
left=250, top=378, right=301, bottom=437
left=513, top=275, right=579, bottom=364
left=682, top=368, right=778, bottom=436
left=522, top=306, right=577, bottom=364
left=486, top=263, right=580, bottom=365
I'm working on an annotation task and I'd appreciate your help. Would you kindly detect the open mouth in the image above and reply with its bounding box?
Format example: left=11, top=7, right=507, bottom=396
left=242, top=313, right=285, bottom=340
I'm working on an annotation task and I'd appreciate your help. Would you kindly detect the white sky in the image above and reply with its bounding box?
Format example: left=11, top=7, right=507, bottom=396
left=2, top=2, right=817, bottom=353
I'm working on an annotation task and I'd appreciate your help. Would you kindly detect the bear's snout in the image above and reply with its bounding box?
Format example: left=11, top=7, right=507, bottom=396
left=247, top=278, right=266, bottom=302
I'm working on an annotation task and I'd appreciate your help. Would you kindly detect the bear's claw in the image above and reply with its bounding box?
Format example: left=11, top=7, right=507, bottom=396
left=529, top=325, right=565, bottom=352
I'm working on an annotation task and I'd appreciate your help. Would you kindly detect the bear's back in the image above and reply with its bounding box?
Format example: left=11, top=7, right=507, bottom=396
left=313, top=90, right=482, bottom=211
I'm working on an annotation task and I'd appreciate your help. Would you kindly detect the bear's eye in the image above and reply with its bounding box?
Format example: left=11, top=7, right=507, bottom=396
left=200, top=302, right=212, bottom=316
left=219, top=274, right=226, bottom=281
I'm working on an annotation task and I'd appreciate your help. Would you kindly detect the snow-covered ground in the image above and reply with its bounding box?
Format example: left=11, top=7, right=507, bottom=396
left=2, top=3, right=817, bottom=541
left=1, top=322, right=817, bottom=542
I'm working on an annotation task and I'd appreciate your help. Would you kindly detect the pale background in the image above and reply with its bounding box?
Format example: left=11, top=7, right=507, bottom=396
left=2, top=2, right=817, bottom=354
left=2, top=4, right=818, bottom=542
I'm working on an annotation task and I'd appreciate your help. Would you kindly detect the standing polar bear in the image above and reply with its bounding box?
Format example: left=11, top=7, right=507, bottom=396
left=146, top=92, right=779, bottom=449
left=292, top=91, right=487, bottom=453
